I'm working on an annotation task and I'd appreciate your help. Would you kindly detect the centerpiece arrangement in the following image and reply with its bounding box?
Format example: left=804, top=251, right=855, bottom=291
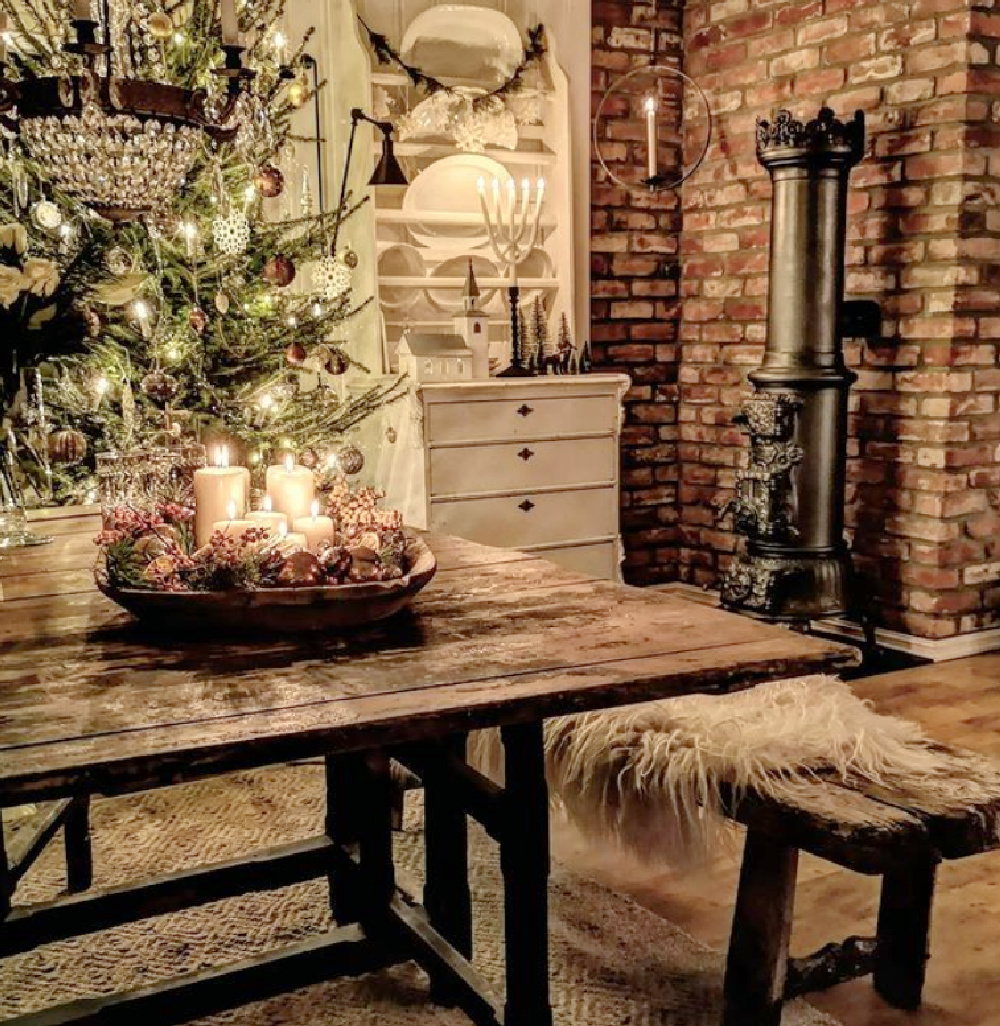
left=94, top=449, right=435, bottom=632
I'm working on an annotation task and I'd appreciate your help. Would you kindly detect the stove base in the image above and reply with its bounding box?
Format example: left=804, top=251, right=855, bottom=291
left=720, top=547, right=854, bottom=622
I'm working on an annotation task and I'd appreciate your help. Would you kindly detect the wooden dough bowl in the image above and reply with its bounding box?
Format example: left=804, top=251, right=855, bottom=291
left=96, top=533, right=437, bottom=634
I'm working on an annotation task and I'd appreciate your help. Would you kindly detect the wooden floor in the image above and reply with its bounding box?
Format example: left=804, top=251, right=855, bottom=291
left=553, top=653, right=1000, bottom=1026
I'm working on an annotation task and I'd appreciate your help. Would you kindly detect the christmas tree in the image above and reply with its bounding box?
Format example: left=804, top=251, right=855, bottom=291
left=0, top=0, right=403, bottom=504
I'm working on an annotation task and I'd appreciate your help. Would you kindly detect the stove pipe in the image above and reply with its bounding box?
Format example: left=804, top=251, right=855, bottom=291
left=720, top=107, right=878, bottom=621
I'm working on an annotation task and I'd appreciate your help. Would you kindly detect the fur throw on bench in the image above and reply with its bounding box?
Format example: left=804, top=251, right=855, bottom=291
left=471, top=675, right=1000, bottom=865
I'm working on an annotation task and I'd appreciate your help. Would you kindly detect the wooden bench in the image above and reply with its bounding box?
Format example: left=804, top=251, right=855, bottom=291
left=719, top=747, right=1000, bottom=1026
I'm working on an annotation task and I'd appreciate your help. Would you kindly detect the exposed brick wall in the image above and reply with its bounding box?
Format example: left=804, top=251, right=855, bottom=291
left=591, top=0, right=685, bottom=585
left=674, top=0, right=1000, bottom=639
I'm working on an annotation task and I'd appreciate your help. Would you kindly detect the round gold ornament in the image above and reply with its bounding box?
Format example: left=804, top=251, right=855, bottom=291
left=147, top=12, right=174, bottom=39
left=255, top=164, right=284, bottom=199
left=324, top=349, right=348, bottom=376
left=48, top=428, right=87, bottom=465
left=285, top=339, right=308, bottom=366
left=263, top=254, right=296, bottom=287
left=300, top=448, right=319, bottom=470
left=341, top=248, right=359, bottom=269
left=141, top=369, right=179, bottom=404
left=189, top=306, right=208, bottom=335
left=287, top=75, right=308, bottom=108
left=338, top=443, right=365, bottom=476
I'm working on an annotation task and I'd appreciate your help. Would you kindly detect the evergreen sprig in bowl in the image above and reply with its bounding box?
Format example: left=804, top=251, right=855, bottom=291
left=94, top=503, right=436, bottom=634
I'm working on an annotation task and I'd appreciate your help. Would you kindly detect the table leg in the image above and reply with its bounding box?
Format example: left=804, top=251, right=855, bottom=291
left=424, top=733, right=473, bottom=1004
left=64, top=795, right=93, bottom=893
left=325, top=753, right=366, bottom=926
left=0, top=813, right=10, bottom=920
left=501, top=721, right=552, bottom=1026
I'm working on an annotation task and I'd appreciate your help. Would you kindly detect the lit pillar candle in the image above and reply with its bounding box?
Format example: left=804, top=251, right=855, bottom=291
left=276, top=520, right=308, bottom=552
left=265, top=453, right=316, bottom=522
left=247, top=495, right=288, bottom=538
left=193, top=446, right=247, bottom=547
left=644, top=96, right=658, bottom=179
left=293, top=500, right=336, bottom=554
left=211, top=499, right=259, bottom=544
left=220, top=0, right=239, bottom=45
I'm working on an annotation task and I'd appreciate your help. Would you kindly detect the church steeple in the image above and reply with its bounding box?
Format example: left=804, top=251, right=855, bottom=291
left=454, top=259, right=490, bottom=378
left=462, top=259, right=482, bottom=314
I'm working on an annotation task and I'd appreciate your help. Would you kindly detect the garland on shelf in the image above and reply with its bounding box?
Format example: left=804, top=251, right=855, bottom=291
left=359, top=18, right=546, bottom=110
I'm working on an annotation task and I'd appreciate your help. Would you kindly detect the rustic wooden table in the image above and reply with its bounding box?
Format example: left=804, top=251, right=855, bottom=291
left=0, top=509, right=858, bottom=1026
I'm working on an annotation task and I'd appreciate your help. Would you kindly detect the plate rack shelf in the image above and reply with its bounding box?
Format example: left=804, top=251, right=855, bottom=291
left=365, top=13, right=576, bottom=373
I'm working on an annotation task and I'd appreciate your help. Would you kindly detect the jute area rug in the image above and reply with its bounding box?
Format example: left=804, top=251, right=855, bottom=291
left=1, top=764, right=840, bottom=1025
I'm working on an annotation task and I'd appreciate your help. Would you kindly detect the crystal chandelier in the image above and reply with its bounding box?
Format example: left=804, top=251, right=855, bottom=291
left=0, top=3, right=253, bottom=222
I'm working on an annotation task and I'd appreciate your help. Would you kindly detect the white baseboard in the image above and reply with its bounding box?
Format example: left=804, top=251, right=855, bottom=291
left=654, top=582, right=1000, bottom=663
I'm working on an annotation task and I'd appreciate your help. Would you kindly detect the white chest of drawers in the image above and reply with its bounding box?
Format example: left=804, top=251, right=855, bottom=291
left=376, top=375, right=630, bottom=581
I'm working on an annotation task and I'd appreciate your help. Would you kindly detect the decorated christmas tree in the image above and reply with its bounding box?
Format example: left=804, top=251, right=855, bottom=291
left=0, top=0, right=403, bottom=504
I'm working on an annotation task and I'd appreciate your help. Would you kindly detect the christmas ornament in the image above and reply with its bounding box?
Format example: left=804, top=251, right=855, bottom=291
left=313, top=254, right=351, bottom=302
left=287, top=69, right=309, bottom=108
left=189, top=306, right=208, bottom=334
left=85, top=308, right=102, bottom=338
left=324, top=349, right=348, bottom=376
left=214, top=290, right=230, bottom=314
left=300, top=448, right=319, bottom=470
left=255, top=163, right=284, bottom=198
left=211, top=209, right=251, bottom=256
left=385, top=425, right=397, bottom=444
left=341, top=248, right=359, bottom=269
left=338, top=443, right=365, bottom=476
left=276, top=550, right=324, bottom=587
left=121, top=378, right=138, bottom=442
left=263, top=254, right=296, bottom=287
left=48, top=428, right=87, bottom=465
left=147, top=11, right=174, bottom=39
left=141, top=369, right=179, bottom=404
left=299, top=167, right=313, bottom=216
left=30, top=197, right=62, bottom=231
left=106, top=247, right=132, bottom=276
left=285, top=339, right=308, bottom=366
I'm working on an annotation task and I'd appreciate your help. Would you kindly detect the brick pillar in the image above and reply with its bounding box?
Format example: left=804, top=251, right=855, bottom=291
left=591, top=0, right=684, bottom=585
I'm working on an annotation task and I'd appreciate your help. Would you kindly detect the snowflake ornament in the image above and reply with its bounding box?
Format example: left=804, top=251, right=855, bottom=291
left=313, top=255, right=351, bottom=302
left=212, top=210, right=250, bottom=256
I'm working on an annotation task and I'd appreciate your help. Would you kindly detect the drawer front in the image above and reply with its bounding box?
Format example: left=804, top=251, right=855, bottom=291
left=426, top=395, right=617, bottom=444
left=429, top=437, right=616, bottom=497
left=429, top=487, right=618, bottom=548
left=532, top=541, right=620, bottom=581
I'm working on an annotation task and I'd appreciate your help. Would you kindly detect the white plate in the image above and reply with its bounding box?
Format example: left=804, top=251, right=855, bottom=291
left=400, top=5, right=523, bottom=90
left=403, top=154, right=513, bottom=254
left=377, top=242, right=426, bottom=311
left=427, top=253, right=499, bottom=313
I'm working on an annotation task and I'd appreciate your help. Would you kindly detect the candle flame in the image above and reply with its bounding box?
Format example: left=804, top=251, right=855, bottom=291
left=217, top=445, right=230, bottom=469
left=227, top=499, right=237, bottom=521
left=311, top=499, right=320, bottom=520
left=644, top=96, right=657, bottom=115
left=284, top=452, right=294, bottom=472
left=263, top=495, right=273, bottom=512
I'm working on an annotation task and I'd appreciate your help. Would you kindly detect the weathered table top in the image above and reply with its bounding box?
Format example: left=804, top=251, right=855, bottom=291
left=0, top=509, right=858, bottom=804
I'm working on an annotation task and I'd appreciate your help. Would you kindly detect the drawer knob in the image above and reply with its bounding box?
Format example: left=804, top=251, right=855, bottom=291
left=518, top=499, right=536, bottom=513
left=518, top=447, right=535, bottom=461
left=516, top=404, right=534, bottom=417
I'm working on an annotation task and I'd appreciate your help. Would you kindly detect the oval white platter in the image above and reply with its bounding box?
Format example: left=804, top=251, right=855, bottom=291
left=402, top=153, right=514, bottom=253
left=400, top=6, right=524, bottom=90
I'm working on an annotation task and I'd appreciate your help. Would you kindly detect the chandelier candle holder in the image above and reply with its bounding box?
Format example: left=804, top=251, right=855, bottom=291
left=477, top=175, right=545, bottom=377
left=0, top=2, right=253, bottom=222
